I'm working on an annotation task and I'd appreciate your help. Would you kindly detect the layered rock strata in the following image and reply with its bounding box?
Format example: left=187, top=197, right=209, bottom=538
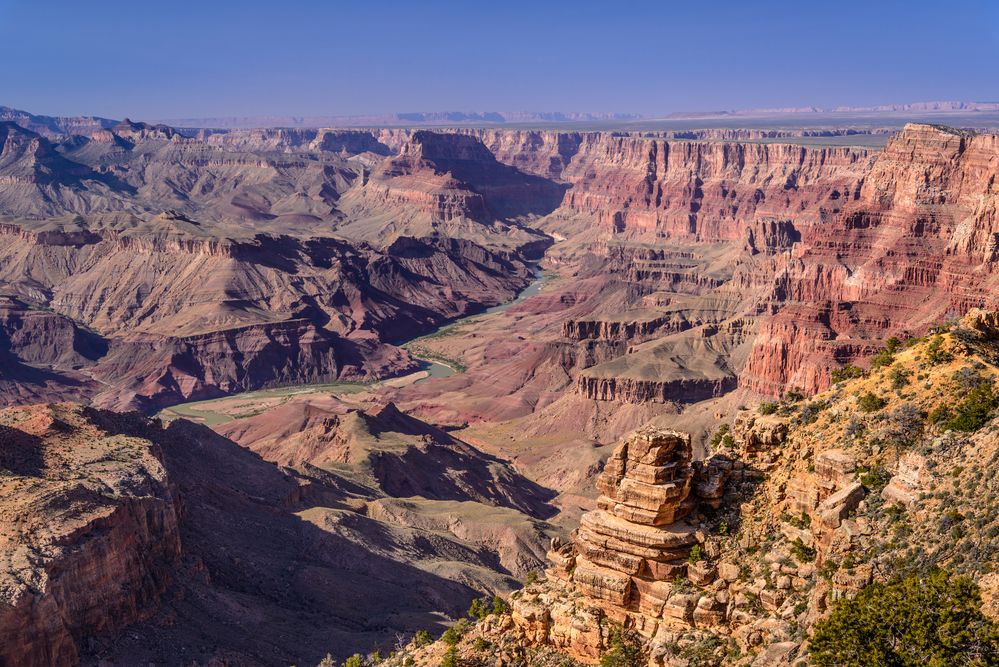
left=526, top=427, right=733, bottom=657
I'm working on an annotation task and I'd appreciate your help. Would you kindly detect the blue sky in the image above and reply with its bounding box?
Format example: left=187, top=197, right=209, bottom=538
left=1, top=0, right=997, bottom=119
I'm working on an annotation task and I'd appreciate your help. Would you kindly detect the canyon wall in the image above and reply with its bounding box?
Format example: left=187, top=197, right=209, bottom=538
left=741, top=125, right=999, bottom=394
left=0, top=405, right=182, bottom=667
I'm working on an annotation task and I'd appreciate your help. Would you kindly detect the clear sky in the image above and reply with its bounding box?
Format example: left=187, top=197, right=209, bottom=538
left=1, top=0, right=997, bottom=119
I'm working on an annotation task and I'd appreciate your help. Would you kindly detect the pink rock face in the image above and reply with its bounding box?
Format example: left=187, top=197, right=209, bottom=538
left=741, top=125, right=999, bottom=395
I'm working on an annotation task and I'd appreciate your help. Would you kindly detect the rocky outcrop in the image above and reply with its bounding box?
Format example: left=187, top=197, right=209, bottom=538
left=0, top=404, right=181, bottom=667
left=515, top=427, right=735, bottom=658
left=744, top=218, right=800, bottom=255
left=562, top=313, right=693, bottom=343
left=339, top=131, right=566, bottom=244
left=576, top=375, right=735, bottom=404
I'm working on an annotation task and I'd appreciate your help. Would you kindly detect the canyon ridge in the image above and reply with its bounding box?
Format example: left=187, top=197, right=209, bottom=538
left=2, top=100, right=999, bottom=667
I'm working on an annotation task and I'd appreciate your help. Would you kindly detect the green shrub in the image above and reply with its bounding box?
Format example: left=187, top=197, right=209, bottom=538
left=467, top=597, right=488, bottom=621
left=800, top=400, right=828, bottom=425
left=490, top=595, right=510, bottom=615
left=929, top=404, right=953, bottom=425
left=870, top=349, right=895, bottom=369
left=886, top=336, right=903, bottom=353
left=858, top=465, right=891, bottom=491
left=857, top=392, right=888, bottom=413
left=759, top=401, right=780, bottom=415
left=413, top=630, right=433, bottom=647
left=785, top=388, right=805, bottom=402
left=524, top=570, right=539, bottom=586
left=790, top=537, right=816, bottom=563
left=944, top=380, right=998, bottom=432
left=688, top=544, right=705, bottom=564
left=472, top=638, right=490, bottom=652
left=709, top=423, right=730, bottom=448
left=600, top=626, right=644, bottom=667
left=343, top=654, right=364, bottom=667
left=832, top=364, right=865, bottom=383
left=881, top=403, right=925, bottom=448
left=441, top=626, right=462, bottom=646
left=926, top=335, right=953, bottom=365
left=440, top=645, right=460, bottom=667
left=809, top=570, right=999, bottom=666
left=890, top=367, right=912, bottom=391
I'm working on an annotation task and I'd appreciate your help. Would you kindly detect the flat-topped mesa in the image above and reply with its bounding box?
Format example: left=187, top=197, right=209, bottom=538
left=548, top=427, right=733, bottom=630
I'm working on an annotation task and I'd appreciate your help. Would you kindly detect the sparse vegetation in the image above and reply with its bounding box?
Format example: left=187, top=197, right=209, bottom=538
left=809, top=570, right=999, bottom=666
left=870, top=348, right=895, bottom=369
left=440, top=644, right=460, bottom=667
left=789, top=537, right=816, bottom=563
left=831, top=364, right=865, bottom=383
left=343, top=654, right=365, bottom=667
left=944, top=379, right=998, bottom=432
left=759, top=401, right=780, bottom=415
left=857, top=391, right=888, bottom=413
left=600, top=625, right=644, bottom=667
left=926, top=335, right=954, bottom=366
left=490, top=595, right=510, bottom=616
left=710, top=423, right=734, bottom=448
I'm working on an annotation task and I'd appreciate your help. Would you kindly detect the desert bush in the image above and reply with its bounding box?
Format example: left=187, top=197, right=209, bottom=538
left=784, top=388, right=805, bottom=402
left=870, top=348, right=895, bottom=369
left=790, top=538, right=816, bottom=563
left=343, top=654, right=364, bottom=667
left=809, top=570, right=999, bottom=666
left=954, top=366, right=987, bottom=390
left=710, top=423, right=732, bottom=448
left=889, top=367, right=912, bottom=391
left=413, top=630, right=433, bottom=647
left=441, top=645, right=460, bottom=667
left=831, top=364, right=865, bottom=383
left=441, top=620, right=467, bottom=646
left=490, top=595, right=510, bottom=615
left=800, top=400, right=828, bottom=425
left=688, top=544, right=705, bottom=564
left=600, top=625, right=644, bottom=667
left=857, top=392, right=888, bottom=413
left=880, top=402, right=925, bottom=448
left=945, top=380, right=998, bottom=432
left=758, top=401, right=779, bottom=415
left=926, top=335, right=953, bottom=366
left=467, top=597, right=489, bottom=620
left=858, top=465, right=891, bottom=491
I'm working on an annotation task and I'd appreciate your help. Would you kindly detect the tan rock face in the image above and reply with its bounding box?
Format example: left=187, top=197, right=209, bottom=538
left=525, top=427, right=734, bottom=652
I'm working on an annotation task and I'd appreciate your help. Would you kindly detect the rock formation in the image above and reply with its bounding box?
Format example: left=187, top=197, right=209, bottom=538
left=500, top=427, right=735, bottom=660
left=0, top=404, right=181, bottom=667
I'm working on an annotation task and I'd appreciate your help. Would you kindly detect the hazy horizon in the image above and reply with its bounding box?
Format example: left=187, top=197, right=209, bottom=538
left=2, top=0, right=997, bottom=120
